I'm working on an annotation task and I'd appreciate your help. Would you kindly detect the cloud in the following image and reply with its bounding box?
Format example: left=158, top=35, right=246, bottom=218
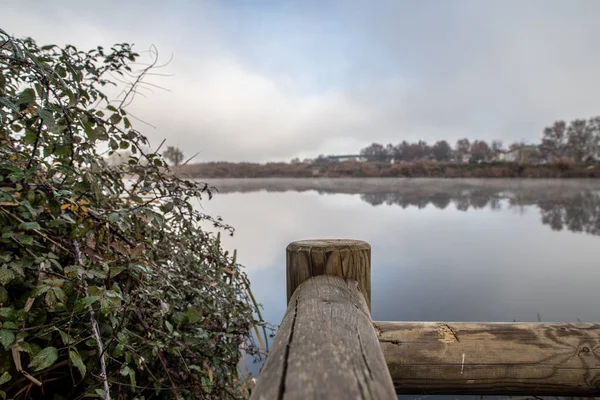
left=3, top=1, right=600, bottom=161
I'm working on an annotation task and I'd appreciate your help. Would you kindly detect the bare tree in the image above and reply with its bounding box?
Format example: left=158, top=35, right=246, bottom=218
left=566, top=119, right=595, bottom=162
left=491, top=140, right=505, bottom=158
left=360, top=143, right=389, bottom=162
left=470, top=140, right=492, bottom=162
left=432, top=140, right=452, bottom=161
left=540, top=120, right=568, bottom=160
left=455, top=138, right=471, bottom=161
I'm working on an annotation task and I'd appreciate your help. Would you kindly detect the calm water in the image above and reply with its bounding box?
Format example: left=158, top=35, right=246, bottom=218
left=202, top=178, right=600, bottom=383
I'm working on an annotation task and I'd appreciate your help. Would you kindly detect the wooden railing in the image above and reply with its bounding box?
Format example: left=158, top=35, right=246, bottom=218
left=250, top=239, right=600, bottom=399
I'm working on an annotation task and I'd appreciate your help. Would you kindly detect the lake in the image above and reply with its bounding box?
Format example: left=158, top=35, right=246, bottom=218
left=201, top=178, right=600, bottom=385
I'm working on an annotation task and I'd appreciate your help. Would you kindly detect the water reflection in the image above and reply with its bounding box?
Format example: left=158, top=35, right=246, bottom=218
left=362, top=189, right=600, bottom=236
left=208, top=178, right=600, bottom=236
left=202, top=178, right=600, bottom=385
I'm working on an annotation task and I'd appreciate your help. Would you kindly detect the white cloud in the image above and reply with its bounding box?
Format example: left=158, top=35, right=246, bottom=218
left=3, top=0, right=600, bottom=161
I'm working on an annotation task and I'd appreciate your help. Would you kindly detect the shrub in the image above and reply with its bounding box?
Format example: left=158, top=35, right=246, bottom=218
left=0, top=30, right=264, bottom=399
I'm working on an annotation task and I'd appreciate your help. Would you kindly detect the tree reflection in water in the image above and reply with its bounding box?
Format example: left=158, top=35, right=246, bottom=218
left=360, top=187, right=600, bottom=235
left=208, top=178, right=600, bottom=237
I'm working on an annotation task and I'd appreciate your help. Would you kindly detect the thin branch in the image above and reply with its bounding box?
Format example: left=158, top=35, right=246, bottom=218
left=154, top=138, right=166, bottom=154
left=124, top=111, right=156, bottom=129
left=181, top=151, right=200, bottom=166
left=73, top=240, right=111, bottom=400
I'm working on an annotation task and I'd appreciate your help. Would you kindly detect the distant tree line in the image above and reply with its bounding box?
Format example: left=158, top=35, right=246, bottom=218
left=350, top=116, right=600, bottom=164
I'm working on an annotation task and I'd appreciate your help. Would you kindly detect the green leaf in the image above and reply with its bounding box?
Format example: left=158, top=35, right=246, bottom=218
left=0, top=330, right=15, bottom=350
left=37, top=109, right=57, bottom=133
left=18, top=222, right=41, bottom=231
left=83, top=122, right=97, bottom=141
left=19, top=342, right=40, bottom=355
left=59, top=330, right=75, bottom=345
left=2, top=322, right=17, bottom=330
left=0, top=97, right=19, bottom=112
left=75, top=296, right=99, bottom=313
left=94, top=126, right=108, bottom=141
left=110, top=114, right=122, bottom=125
left=45, top=290, right=57, bottom=307
left=31, top=284, right=51, bottom=297
left=52, top=287, right=66, bottom=303
left=0, top=308, right=16, bottom=320
left=0, top=372, right=11, bottom=386
left=17, top=235, right=34, bottom=246
left=0, top=286, right=7, bottom=305
left=48, top=218, right=68, bottom=228
left=120, top=365, right=136, bottom=391
left=55, top=144, right=71, bottom=156
left=69, top=350, right=86, bottom=378
left=17, top=88, right=36, bottom=107
left=161, top=202, right=174, bottom=213
left=185, top=307, right=202, bottom=324
left=29, top=346, right=58, bottom=371
left=0, top=267, right=15, bottom=285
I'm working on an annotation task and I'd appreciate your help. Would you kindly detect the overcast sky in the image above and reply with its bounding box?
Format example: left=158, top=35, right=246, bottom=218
left=3, top=1, right=600, bottom=162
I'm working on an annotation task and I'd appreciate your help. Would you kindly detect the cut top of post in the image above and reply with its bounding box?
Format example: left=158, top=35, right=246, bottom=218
left=286, top=239, right=371, bottom=311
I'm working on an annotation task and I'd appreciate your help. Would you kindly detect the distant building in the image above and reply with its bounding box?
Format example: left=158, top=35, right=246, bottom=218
left=326, top=154, right=366, bottom=162
left=501, top=145, right=541, bottom=164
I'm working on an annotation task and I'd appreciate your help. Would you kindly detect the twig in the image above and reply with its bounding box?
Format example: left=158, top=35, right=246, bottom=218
left=73, top=240, right=111, bottom=400
left=181, top=151, right=200, bottom=167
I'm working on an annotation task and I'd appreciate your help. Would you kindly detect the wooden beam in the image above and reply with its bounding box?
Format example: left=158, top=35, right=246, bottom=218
left=250, top=275, right=396, bottom=400
left=375, top=321, right=600, bottom=396
left=286, top=239, right=371, bottom=310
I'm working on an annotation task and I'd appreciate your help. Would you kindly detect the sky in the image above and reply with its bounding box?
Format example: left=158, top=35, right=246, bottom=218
left=2, top=0, right=600, bottom=162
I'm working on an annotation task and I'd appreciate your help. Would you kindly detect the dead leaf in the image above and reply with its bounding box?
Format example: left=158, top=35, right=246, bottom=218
left=24, top=297, right=35, bottom=312
left=129, top=245, right=144, bottom=259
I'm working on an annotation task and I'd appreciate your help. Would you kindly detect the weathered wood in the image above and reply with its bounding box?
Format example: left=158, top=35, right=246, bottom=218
left=286, top=239, right=371, bottom=310
left=375, top=321, right=600, bottom=395
left=250, top=275, right=396, bottom=400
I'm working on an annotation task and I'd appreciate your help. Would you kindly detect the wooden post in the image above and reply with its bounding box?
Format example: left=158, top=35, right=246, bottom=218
left=250, top=240, right=396, bottom=400
left=286, top=239, right=371, bottom=310
left=375, top=321, right=600, bottom=396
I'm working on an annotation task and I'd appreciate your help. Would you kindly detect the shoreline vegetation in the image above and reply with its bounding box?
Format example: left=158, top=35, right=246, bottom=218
left=159, top=115, right=600, bottom=179
left=174, top=160, right=600, bottom=179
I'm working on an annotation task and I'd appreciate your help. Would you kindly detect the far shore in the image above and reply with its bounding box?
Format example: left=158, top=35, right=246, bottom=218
left=174, top=160, right=600, bottom=179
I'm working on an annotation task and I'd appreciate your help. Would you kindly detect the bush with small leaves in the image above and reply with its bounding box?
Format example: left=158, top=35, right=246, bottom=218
left=0, top=29, right=265, bottom=399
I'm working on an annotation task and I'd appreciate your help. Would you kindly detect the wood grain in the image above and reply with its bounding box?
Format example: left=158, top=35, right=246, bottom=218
left=250, top=275, right=396, bottom=400
left=375, top=321, right=600, bottom=395
left=286, top=239, right=371, bottom=310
